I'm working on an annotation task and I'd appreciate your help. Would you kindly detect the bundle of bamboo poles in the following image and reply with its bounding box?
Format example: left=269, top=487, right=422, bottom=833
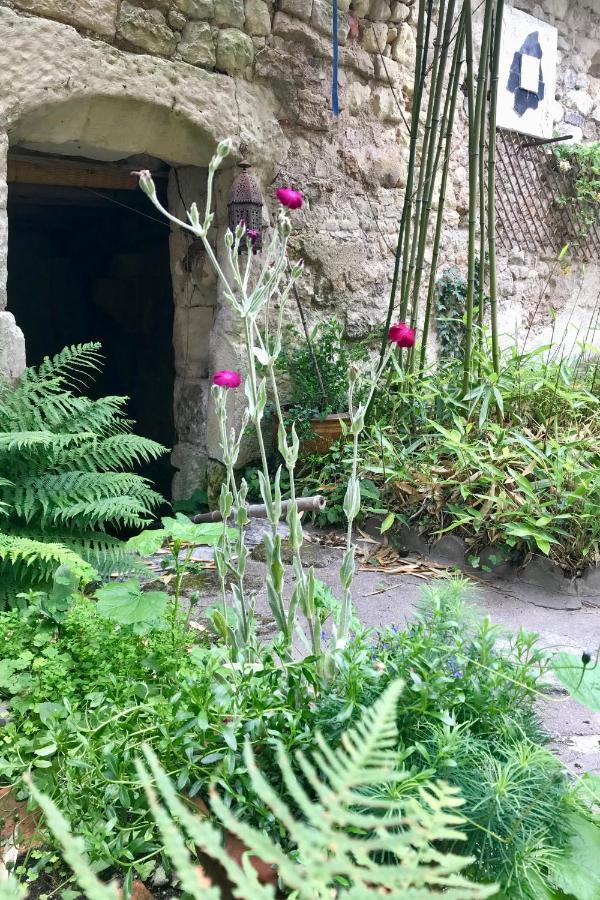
left=379, top=0, right=505, bottom=393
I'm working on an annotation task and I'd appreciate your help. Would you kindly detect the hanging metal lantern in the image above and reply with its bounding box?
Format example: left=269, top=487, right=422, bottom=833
left=228, top=161, right=263, bottom=252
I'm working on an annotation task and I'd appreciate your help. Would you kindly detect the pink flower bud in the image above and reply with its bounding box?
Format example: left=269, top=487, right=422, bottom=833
left=388, top=322, right=416, bottom=348
left=276, top=188, right=304, bottom=210
left=213, top=370, right=242, bottom=389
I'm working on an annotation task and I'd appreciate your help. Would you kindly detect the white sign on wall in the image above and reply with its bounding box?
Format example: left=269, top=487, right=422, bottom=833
left=497, top=7, right=558, bottom=139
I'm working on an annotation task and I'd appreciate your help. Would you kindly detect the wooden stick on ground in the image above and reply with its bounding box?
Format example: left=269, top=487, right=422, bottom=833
left=192, top=495, right=326, bottom=524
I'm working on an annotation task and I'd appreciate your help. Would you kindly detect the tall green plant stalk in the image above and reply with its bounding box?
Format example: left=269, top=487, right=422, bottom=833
left=461, top=0, right=494, bottom=396
left=379, top=0, right=428, bottom=365
left=402, top=0, right=447, bottom=327
left=408, top=0, right=458, bottom=370
left=477, top=64, right=489, bottom=369
left=339, top=350, right=392, bottom=641
left=400, top=0, right=435, bottom=317
left=487, top=0, right=505, bottom=375
left=419, top=5, right=467, bottom=371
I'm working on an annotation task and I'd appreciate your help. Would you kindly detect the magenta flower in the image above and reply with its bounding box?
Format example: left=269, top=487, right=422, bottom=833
left=246, top=228, right=260, bottom=242
left=213, top=370, right=241, bottom=389
left=388, top=322, right=416, bottom=348
left=276, top=187, right=304, bottom=210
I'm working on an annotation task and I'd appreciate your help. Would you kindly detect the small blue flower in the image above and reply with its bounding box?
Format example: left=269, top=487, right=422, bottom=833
left=447, top=656, right=463, bottom=679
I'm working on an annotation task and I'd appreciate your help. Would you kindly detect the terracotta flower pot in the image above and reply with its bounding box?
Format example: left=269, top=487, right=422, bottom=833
left=274, top=412, right=350, bottom=457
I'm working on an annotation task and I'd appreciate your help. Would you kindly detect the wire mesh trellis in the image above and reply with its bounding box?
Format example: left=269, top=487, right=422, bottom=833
left=495, top=128, right=600, bottom=262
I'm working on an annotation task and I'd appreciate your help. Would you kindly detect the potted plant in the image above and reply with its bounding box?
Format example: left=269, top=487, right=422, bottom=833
left=273, top=319, right=365, bottom=455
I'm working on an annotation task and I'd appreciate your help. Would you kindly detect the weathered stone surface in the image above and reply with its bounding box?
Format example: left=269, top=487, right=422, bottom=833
left=565, top=87, right=595, bottom=116
left=174, top=306, right=213, bottom=378
left=245, top=0, right=272, bottom=35
left=390, top=1, right=409, bottom=22
left=351, top=0, right=370, bottom=15
left=172, top=0, right=214, bottom=18
left=12, top=0, right=118, bottom=38
left=280, top=0, right=313, bottom=21
left=117, top=3, right=177, bottom=56
left=391, top=21, right=416, bottom=66
left=172, top=443, right=208, bottom=501
left=214, top=0, right=245, bottom=28
left=174, top=377, right=209, bottom=444
left=564, top=108, right=586, bottom=128
left=0, top=8, right=285, bottom=165
left=368, top=0, right=391, bottom=21
left=169, top=9, right=187, bottom=30
left=216, top=27, right=254, bottom=74
left=0, top=313, right=26, bottom=384
left=346, top=80, right=371, bottom=113
left=361, top=21, right=387, bottom=52
left=543, top=0, right=569, bottom=18
left=371, top=85, right=403, bottom=122
left=178, top=21, right=215, bottom=66
left=311, top=0, right=349, bottom=42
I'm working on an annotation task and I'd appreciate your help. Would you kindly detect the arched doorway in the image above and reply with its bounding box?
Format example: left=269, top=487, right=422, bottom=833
left=0, top=11, right=287, bottom=497
left=4, top=96, right=226, bottom=502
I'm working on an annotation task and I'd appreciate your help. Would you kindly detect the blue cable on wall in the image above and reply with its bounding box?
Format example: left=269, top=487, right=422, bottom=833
left=332, top=0, right=340, bottom=115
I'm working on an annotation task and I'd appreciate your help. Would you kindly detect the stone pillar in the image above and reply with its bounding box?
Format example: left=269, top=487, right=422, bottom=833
left=206, top=167, right=263, bottom=471
left=168, top=166, right=215, bottom=502
left=0, top=131, right=25, bottom=383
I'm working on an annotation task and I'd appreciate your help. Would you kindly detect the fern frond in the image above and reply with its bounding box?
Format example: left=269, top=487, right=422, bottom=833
left=73, top=434, right=167, bottom=471
left=0, top=343, right=167, bottom=594
left=10, top=473, right=162, bottom=525
left=0, top=532, right=96, bottom=597
left=144, top=682, right=496, bottom=899
left=0, top=432, right=92, bottom=455
left=20, top=342, right=104, bottom=391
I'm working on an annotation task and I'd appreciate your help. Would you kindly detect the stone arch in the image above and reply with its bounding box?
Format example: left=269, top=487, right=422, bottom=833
left=0, top=5, right=287, bottom=499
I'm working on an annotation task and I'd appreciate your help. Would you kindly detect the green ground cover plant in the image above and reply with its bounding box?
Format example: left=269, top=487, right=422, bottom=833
left=6, top=684, right=495, bottom=900
left=298, top=342, right=600, bottom=573
left=1, top=576, right=596, bottom=898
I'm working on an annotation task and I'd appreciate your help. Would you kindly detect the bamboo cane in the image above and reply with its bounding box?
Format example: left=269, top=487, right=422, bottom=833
left=192, top=495, right=326, bottom=524
left=408, top=0, right=458, bottom=369
left=487, top=0, right=505, bottom=375
left=378, top=0, right=428, bottom=368
left=400, top=0, right=435, bottom=320
left=419, top=5, right=467, bottom=371
left=461, top=0, right=494, bottom=396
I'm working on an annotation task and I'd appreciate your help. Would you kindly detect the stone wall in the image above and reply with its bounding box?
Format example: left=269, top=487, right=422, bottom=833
left=0, top=0, right=599, bottom=496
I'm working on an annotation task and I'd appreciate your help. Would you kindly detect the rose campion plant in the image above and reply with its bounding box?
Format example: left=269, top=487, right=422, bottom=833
left=136, top=140, right=403, bottom=669
left=276, top=187, right=304, bottom=210
left=213, top=370, right=242, bottom=389
left=389, top=322, right=416, bottom=348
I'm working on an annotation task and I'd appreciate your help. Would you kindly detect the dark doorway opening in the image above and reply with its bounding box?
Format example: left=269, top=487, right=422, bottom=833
left=7, top=154, right=175, bottom=499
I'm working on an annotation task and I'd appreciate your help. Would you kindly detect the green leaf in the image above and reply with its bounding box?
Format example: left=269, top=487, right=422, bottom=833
left=552, top=652, right=600, bottom=711
left=35, top=743, right=57, bottom=757
left=126, top=528, right=167, bottom=556
left=95, top=580, right=168, bottom=627
left=222, top=727, right=237, bottom=752
left=161, top=514, right=230, bottom=546
left=550, top=813, right=600, bottom=900
left=380, top=512, right=395, bottom=534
